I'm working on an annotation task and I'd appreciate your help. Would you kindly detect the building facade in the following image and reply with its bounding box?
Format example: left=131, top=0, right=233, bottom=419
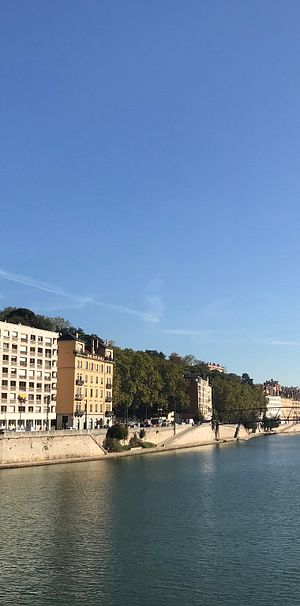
left=56, top=333, right=113, bottom=430
left=0, top=321, right=58, bottom=431
left=206, top=362, right=225, bottom=373
left=185, top=376, right=213, bottom=420
left=265, top=395, right=282, bottom=419
left=263, top=379, right=281, bottom=396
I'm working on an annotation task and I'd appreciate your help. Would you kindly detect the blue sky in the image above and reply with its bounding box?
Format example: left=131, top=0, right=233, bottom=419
left=1, top=0, right=300, bottom=384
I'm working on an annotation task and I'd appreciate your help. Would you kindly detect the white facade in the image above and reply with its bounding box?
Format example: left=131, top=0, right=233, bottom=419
left=266, top=395, right=281, bottom=419
left=197, top=378, right=213, bottom=419
left=0, top=321, right=58, bottom=431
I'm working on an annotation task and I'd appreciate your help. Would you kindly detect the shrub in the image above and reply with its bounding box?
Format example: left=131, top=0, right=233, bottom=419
left=141, top=441, right=156, bottom=449
left=139, top=428, right=146, bottom=439
left=106, top=423, right=128, bottom=441
left=103, top=437, right=130, bottom=452
left=129, top=433, right=143, bottom=448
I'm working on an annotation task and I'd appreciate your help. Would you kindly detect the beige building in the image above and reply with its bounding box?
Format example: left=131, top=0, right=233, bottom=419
left=207, top=362, right=225, bottom=373
left=185, top=376, right=213, bottom=420
left=280, top=397, right=300, bottom=422
left=56, top=333, right=113, bottom=430
left=0, top=321, right=58, bottom=431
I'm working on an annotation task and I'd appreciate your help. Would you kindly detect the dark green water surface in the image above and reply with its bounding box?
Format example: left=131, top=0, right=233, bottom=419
left=1, top=435, right=300, bottom=605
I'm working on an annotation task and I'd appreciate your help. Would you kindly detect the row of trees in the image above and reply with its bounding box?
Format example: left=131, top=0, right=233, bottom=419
left=113, top=348, right=267, bottom=424
left=0, top=307, right=267, bottom=425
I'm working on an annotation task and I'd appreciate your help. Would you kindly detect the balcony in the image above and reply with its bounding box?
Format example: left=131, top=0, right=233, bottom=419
left=106, top=383, right=112, bottom=389
left=76, top=379, right=84, bottom=386
left=105, top=356, right=113, bottom=362
left=74, top=394, right=83, bottom=401
left=105, top=397, right=112, bottom=403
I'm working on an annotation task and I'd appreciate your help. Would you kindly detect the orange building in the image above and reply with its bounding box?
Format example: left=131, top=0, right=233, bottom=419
left=56, top=333, right=113, bottom=430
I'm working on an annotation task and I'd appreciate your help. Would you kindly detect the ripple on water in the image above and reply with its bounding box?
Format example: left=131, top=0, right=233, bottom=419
left=1, top=436, right=300, bottom=605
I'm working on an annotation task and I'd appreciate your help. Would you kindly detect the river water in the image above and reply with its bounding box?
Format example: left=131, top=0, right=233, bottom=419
left=1, top=435, right=300, bottom=605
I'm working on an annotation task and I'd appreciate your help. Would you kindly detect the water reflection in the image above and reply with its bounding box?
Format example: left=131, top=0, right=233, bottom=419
left=1, top=437, right=300, bottom=605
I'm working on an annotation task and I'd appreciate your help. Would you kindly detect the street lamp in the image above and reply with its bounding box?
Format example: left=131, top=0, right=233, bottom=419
left=17, top=394, right=26, bottom=430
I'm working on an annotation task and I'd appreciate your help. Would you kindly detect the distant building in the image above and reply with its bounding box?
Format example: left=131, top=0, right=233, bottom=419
left=263, top=379, right=281, bottom=396
left=185, top=376, right=212, bottom=420
left=280, top=397, right=300, bottom=422
left=56, top=333, right=113, bottom=430
left=265, top=395, right=281, bottom=419
left=0, top=321, right=58, bottom=431
left=207, top=362, right=225, bottom=373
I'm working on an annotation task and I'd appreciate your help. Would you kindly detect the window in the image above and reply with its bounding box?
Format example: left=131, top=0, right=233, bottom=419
left=37, top=371, right=42, bottom=379
left=1, top=393, right=7, bottom=400
left=28, top=394, right=34, bottom=401
left=38, top=347, right=43, bottom=355
left=20, top=346, right=27, bottom=353
left=1, top=380, right=8, bottom=387
left=20, top=357, right=27, bottom=366
left=91, top=363, right=94, bottom=371
left=30, top=335, right=36, bottom=342
left=28, top=406, right=34, bottom=412
left=90, top=389, right=93, bottom=397
left=45, top=338, right=52, bottom=345
left=36, top=383, right=42, bottom=390
left=29, top=382, right=34, bottom=389
left=106, top=366, right=111, bottom=374
left=12, top=344, right=17, bottom=351
left=36, top=395, right=41, bottom=402
left=19, top=369, right=26, bottom=377
left=3, top=343, right=9, bottom=350
left=30, top=347, right=35, bottom=353
left=3, top=330, right=9, bottom=338
left=10, top=381, right=16, bottom=388
left=29, top=370, right=35, bottom=378
left=101, top=364, right=104, bottom=372
left=38, top=336, right=43, bottom=343
left=37, top=360, right=43, bottom=367
left=1, top=406, right=7, bottom=412
left=100, top=389, right=103, bottom=398
left=21, top=333, right=28, bottom=342
left=85, top=375, right=88, bottom=383
left=2, top=368, right=8, bottom=374
left=95, top=404, right=98, bottom=412
left=90, top=404, right=93, bottom=412
left=11, top=356, right=17, bottom=363
left=30, top=358, right=35, bottom=365
left=19, top=381, right=26, bottom=390
left=96, top=376, right=99, bottom=384
left=11, top=368, right=17, bottom=376
left=84, top=388, right=87, bottom=397
left=9, top=392, right=16, bottom=401
left=86, top=362, right=88, bottom=369
left=90, top=376, right=93, bottom=383
left=2, top=355, right=9, bottom=361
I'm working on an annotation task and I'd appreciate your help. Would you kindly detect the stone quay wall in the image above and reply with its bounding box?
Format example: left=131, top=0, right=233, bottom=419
left=0, top=423, right=254, bottom=468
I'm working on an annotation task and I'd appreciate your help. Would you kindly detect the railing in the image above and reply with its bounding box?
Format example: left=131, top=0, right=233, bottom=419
left=74, top=394, right=83, bottom=401
left=76, top=379, right=84, bottom=386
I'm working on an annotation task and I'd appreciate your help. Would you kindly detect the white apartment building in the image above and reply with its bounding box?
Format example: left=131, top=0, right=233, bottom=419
left=0, top=321, right=58, bottom=431
left=265, top=395, right=282, bottom=419
left=186, top=376, right=213, bottom=420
